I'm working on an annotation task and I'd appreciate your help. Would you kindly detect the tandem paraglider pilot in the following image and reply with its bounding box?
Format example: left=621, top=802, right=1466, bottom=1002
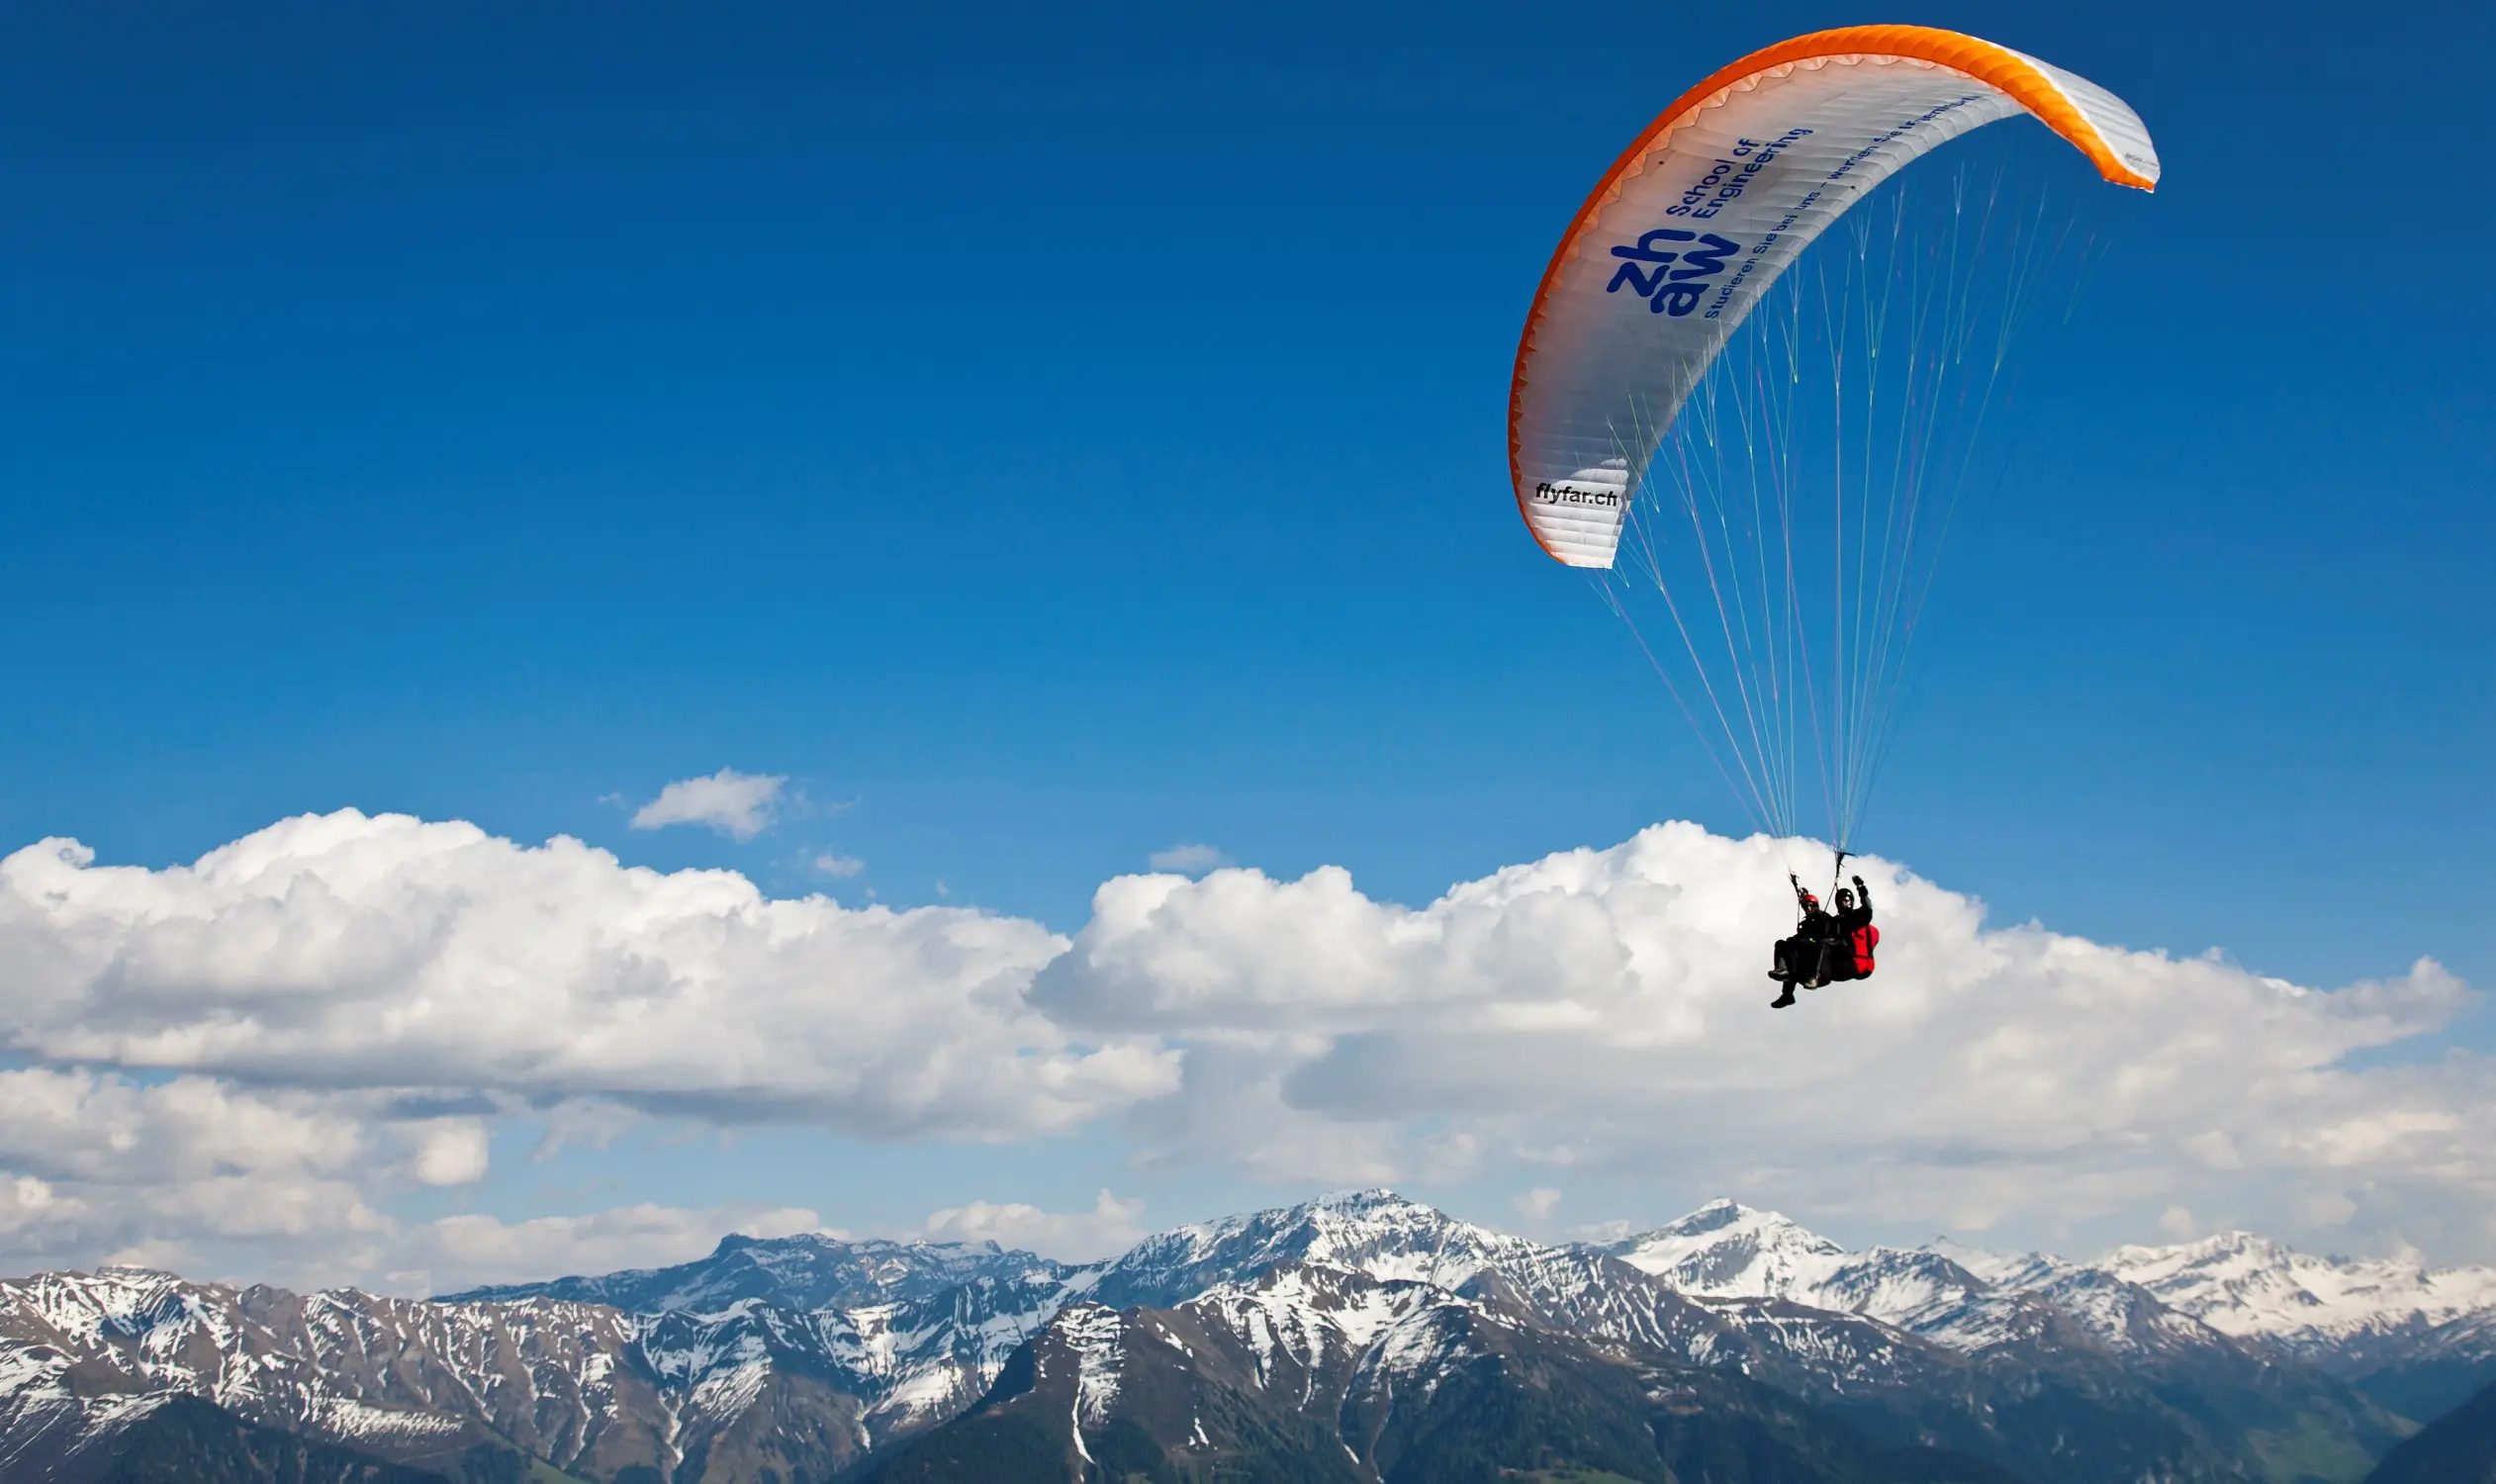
left=1769, top=873, right=1877, bottom=1009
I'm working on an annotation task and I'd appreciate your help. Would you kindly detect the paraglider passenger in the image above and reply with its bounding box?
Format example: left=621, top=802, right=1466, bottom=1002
left=1768, top=882, right=1834, bottom=1008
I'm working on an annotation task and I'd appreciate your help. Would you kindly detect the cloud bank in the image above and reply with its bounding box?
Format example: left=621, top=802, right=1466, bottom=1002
left=0, top=810, right=2488, bottom=1287
left=0, top=811, right=1170, bottom=1136
left=1040, top=824, right=2484, bottom=1247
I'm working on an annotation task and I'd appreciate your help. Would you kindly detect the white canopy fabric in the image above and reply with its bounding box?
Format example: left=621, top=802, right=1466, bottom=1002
left=1510, top=26, right=2159, bottom=569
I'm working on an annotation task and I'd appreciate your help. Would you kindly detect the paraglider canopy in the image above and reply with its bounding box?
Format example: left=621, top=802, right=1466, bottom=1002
left=1504, top=25, right=2159, bottom=856
left=1510, top=25, right=2159, bottom=569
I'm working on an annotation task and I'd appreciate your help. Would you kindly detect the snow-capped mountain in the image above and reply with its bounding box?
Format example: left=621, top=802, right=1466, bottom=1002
left=1608, top=1197, right=1859, bottom=1295
left=0, top=1266, right=663, bottom=1482
left=1597, top=1197, right=2266, bottom=1363
left=1087, top=1186, right=1542, bottom=1308
left=1091, top=1190, right=1954, bottom=1392
left=1596, top=1196, right=2496, bottom=1369
left=2096, top=1228, right=2496, bottom=1424
left=1087, top=1191, right=2032, bottom=1413
left=1923, top=1238, right=2241, bottom=1357
left=2103, top=1229, right=2496, bottom=1356
left=1060, top=1192, right=2401, bottom=1484
left=0, top=1250, right=1077, bottom=1483
left=883, top=1245, right=2387, bottom=1484
left=453, top=1228, right=1101, bottom=1449
left=447, top=1229, right=1077, bottom=1315
left=3, top=1189, right=2487, bottom=1482
left=1604, top=1197, right=2003, bottom=1336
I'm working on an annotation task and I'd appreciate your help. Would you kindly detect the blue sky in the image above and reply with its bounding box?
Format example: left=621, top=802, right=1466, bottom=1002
left=2, top=0, right=2492, bottom=1285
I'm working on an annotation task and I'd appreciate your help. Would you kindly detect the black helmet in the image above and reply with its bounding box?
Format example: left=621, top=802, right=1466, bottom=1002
left=1835, top=888, right=1855, bottom=907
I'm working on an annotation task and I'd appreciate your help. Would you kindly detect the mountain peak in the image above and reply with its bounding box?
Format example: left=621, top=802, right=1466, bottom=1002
left=2102, top=1230, right=2304, bottom=1284
left=1090, top=1187, right=1529, bottom=1311
left=2180, top=1230, right=2281, bottom=1259
left=1310, top=1186, right=1409, bottom=1210
left=1602, top=1199, right=1857, bottom=1302
left=1664, top=1197, right=1768, bottom=1235
left=1644, top=1198, right=1840, bottom=1252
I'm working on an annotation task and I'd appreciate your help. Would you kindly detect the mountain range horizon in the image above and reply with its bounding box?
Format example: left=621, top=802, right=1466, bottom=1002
left=28, top=1186, right=2486, bottom=1339
left=12, top=1185, right=2496, bottom=1483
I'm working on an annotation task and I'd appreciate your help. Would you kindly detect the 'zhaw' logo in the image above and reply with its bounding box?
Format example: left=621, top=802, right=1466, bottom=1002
left=1607, top=229, right=1739, bottom=317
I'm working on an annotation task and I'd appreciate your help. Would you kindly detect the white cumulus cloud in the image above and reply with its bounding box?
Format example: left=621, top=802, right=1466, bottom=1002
left=919, top=1189, right=1149, bottom=1261
left=630, top=768, right=787, bottom=840
left=1148, top=843, right=1229, bottom=875
left=1514, top=1187, right=1563, bottom=1221
left=0, top=1067, right=396, bottom=1281
left=400, top=1119, right=492, bottom=1187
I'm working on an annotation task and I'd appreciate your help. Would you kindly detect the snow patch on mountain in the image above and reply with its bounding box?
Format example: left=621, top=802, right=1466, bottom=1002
left=1357, top=1300, right=1483, bottom=1409
left=297, top=1395, right=468, bottom=1447
left=1187, top=1261, right=1431, bottom=1393
left=1059, top=1305, right=1125, bottom=1425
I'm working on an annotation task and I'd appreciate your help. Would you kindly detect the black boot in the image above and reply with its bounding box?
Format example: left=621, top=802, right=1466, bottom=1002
left=1770, top=986, right=1797, bottom=1009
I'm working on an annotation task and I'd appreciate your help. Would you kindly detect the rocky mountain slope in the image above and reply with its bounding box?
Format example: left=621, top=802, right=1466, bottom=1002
left=1605, top=1196, right=2496, bottom=1426
left=2099, top=1229, right=2496, bottom=1422
left=4, top=1189, right=2491, bottom=1482
left=872, top=1260, right=2024, bottom=1484
left=0, top=1265, right=673, bottom=1483
left=2357, top=1372, right=2496, bottom=1484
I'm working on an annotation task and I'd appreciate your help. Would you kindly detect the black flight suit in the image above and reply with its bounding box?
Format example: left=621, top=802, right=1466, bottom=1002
left=1773, top=901, right=1837, bottom=985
